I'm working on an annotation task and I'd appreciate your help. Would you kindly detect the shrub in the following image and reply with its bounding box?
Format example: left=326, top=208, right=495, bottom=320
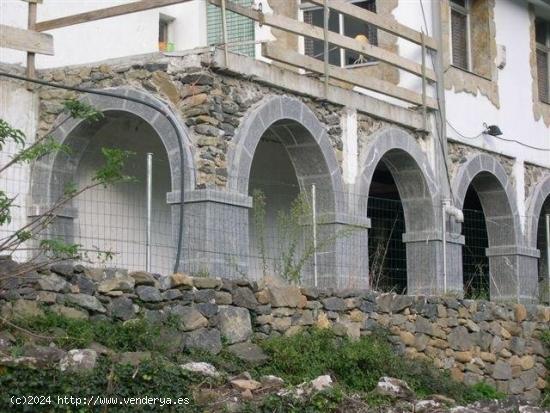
left=13, top=312, right=163, bottom=353
left=0, top=357, right=202, bottom=412
left=257, top=328, right=499, bottom=403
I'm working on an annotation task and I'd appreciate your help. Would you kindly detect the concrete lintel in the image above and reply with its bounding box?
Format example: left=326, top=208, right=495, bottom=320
left=485, top=245, right=540, bottom=258
left=210, top=49, right=425, bottom=131
left=167, top=189, right=253, bottom=208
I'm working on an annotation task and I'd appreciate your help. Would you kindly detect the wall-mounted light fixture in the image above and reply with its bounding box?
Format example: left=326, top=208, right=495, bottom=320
left=482, top=122, right=503, bottom=136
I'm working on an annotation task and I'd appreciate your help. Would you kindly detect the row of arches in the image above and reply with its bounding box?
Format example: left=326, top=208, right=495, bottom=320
left=31, top=89, right=549, bottom=302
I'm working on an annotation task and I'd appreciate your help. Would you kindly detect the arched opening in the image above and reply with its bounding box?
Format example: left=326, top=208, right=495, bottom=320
left=462, top=185, right=490, bottom=299
left=248, top=124, right=301, bottom=278
left=247, top=120, right=330, bottom=282
left=66, top=111, right=173, bottom=273
left=367, top=161, right=407, bottom=294
left=536, top=196, right=550, bottom=303
left=454, top=165, right=518, bottom=301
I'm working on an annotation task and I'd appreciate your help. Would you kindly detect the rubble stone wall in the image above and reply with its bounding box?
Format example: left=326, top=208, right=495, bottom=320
left=1, top=262, right=548, bottom=401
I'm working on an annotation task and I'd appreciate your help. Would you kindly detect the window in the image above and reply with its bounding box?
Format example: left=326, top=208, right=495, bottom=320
left=207, top=0, right=255, bottom=57
left=158, top=14, right=174, bottom=52
left=536, top=18, right=550, bottom=104
left=450, top=0, right=470, bottom=70
left=303, top=0, right=377, bottom=67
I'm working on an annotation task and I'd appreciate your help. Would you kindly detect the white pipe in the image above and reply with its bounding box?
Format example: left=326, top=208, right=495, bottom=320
left=312, top=184, right=318, bottom=287
left=546, top=214, right=550, bottom=302
left=146, top=153, right=153, bottom=273
left=442, top=199, right=448, bottom=294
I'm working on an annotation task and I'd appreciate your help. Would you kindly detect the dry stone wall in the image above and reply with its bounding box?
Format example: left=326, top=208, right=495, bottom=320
left=0, top=261, right=548, bottom=401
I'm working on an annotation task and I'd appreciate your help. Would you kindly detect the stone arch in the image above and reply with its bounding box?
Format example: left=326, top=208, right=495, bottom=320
left=28, top=87, right=195, bottom=272
left=30, top=87, right=195, bottom=206
left=452, top=154, right=538, bottom=302
left=223, top=95, right=361, bottom=286
left=356, top=127, right=441, bottom=295
left=227, top=95, right=345, bottom=215
left=452, top=153, right=519, bottom=245
left=525, top=173, right=550, bottom=248
left=357, top=127, right=439, bottom=230
left=525, top=173, right=550, bottom=303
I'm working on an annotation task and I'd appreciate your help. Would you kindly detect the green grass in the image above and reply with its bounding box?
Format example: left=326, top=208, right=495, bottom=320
left=12, top=312, right=165, bottom=353
left=3, top=314, right=510, bottom=412
left=255, top=328, right=502, bottom=404
left=0, top=357, right=204, bottom=412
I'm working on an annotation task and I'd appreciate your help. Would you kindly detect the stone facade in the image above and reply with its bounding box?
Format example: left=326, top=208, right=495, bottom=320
left=1, top=264, right=548, bottom=401
left=1, top=48, right=548, bottom=302
left=35, top=53, right=346, bottom=189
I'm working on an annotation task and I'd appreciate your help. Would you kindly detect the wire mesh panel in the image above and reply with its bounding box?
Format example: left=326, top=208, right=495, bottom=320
left=462, top=208, right=490, bottom=299
left=207, top=0, right=255, bottom=57
left=536, top=200, right=550, bottom=303
left=367, top=196, right=407, bottom=294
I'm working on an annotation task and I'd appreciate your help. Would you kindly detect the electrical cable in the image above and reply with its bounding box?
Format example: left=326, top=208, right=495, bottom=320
left=447, top=119, right=550, bottom=151
left=420, top=1, right=550, bottom=153
left=0, top=71, right=186, bottom=274
left=419, top=0, right=458, bottom=204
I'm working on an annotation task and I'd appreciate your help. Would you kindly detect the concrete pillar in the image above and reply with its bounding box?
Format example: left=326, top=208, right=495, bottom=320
left=403, top=230, right=464, bottom=296
left=169, top=189, right=252, bottom=278
left=485, top=245, right=540, bottom=303
left=303, top=213, right=370, bottom=289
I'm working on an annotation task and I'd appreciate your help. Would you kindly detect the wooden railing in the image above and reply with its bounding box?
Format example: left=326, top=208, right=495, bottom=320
left=209, top=0, right=438, bottom=116
left=4, top=0, right=438, bottom=117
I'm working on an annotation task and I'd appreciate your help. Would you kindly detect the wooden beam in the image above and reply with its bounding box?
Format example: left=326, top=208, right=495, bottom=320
left=209, top=0, right=436, bottom=82
left=26, top=0, right=37, bottom=83
left=0, top=24, right=53, bottom=55
left=35, top=0, right=192, bottom=32
left=308, top=0, right=437, bottom=50
left=263, top=43, right=437, bottom=109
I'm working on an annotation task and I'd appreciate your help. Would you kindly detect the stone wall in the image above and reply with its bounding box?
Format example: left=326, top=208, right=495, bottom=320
left=1, top=262, right=548, bottom=401
left=35, top=53, right=347, bottom=189
left=447, top=140, right=515, bottom=181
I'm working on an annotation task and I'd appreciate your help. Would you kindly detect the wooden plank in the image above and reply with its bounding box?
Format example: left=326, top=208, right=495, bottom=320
left=0, top=24, right=53, bottom=55
left=35, top=0, right=192, bottom=32
left=263, top=43, right=437, bottom=109
left=211, top=48, right=425, bottom=130
left=27, top=0, right=38, bottom=83
left=209, top=0, right=436, bottom=82
left=308, top=0, right=437, bottom=50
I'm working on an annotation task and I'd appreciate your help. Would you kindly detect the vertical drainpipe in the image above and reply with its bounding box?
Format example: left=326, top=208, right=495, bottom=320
left=431, top=1, right=452, bottom=288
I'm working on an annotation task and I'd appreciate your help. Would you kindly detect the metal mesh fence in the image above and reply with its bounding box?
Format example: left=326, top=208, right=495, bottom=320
left=462, top=208, right=490, bottom=299
left=367, top=196, right=406, bottom=294
left=5, top=145, right=545, bottom=296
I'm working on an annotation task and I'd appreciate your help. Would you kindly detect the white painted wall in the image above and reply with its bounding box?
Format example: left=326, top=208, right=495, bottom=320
left=0, top=79, right=38, bottom=263
left=442, top=0, right=550, bottom=233
left=0, top=0, right=208, bottom=68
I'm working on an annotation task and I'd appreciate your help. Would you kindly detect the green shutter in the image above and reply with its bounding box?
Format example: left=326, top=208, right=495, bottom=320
left=207, top=0, right=255, bottom=57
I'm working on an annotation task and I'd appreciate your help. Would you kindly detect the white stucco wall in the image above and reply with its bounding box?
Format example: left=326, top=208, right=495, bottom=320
left=0, top=79, right=38, bottom=263
left=0, top=0, right=208, bottom=68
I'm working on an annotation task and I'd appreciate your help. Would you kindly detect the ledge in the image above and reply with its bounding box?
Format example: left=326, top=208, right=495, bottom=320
left=167, top=189, right=253, bottom=208
left=402, top=231, right=465, bottom=245
left=485, top=245, right=540, bottom=258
